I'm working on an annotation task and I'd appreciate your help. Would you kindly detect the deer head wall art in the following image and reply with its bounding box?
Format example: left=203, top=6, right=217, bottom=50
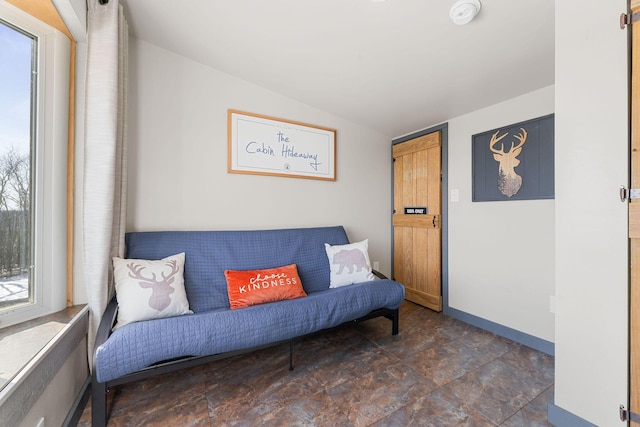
left=471, top=114, right=555, bottom=202
left=489, top=128, right=527, bottom=198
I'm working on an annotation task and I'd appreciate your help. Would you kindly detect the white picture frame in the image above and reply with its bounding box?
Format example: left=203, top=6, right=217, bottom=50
left=228, top=110, right=336, bottom=181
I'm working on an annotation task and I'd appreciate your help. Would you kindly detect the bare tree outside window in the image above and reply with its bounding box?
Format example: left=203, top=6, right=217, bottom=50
left=0, top=20, right=34, bottom=309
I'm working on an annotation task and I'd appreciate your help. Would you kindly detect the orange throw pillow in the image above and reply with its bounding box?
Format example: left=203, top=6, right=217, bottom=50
left=224, top=264, right=307, bottom=309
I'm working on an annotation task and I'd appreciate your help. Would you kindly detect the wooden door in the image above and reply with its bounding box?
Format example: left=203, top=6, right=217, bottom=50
left=393, top=131, right=442, bottom=311
left=631, top=1, right=640, bottom=425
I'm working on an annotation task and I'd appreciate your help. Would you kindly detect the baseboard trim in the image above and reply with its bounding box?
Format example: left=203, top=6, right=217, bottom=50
left=63, top=377, right=90, bottom=427
left=446, top=307, right=554, bottom=356
left=548, top=403, right=598, bottom=427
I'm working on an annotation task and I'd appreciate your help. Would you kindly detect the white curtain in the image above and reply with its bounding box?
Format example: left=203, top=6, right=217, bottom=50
left=81, top=0, right=128, bottom=367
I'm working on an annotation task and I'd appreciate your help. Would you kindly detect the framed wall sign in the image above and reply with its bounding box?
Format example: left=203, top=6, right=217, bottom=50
left=228, top=110, right=336, bottom=181
left=472, top=114, right=554, bottom=202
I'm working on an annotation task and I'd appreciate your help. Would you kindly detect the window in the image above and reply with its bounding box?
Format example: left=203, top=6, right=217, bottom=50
left=0, top=19, right=35, bottom=314
left=0, top=3, right=69, bottom=328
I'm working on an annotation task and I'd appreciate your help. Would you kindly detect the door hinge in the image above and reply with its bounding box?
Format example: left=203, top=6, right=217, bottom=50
left=620, top=186, right=640, bottom=202
left=620, top=404, right=640, bottom=423
left=621, top=11, right=640, bottom=29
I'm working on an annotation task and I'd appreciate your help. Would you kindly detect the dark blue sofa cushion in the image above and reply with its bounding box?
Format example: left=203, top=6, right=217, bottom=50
left=125, top=226, right=350, bottom=312
left=95, top=279, right=405, bottom=383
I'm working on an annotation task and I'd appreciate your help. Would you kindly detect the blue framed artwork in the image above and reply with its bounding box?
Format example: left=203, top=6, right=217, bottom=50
left=472, top=114, right=554, bottom=202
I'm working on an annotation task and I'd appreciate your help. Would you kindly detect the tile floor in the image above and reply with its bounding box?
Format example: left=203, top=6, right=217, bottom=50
left=78, top=302, right=554, bottom=426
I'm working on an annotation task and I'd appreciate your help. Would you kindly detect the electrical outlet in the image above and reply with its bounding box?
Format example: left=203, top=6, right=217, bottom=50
left=451, top=189, right=459, bottom=202
left=373, top=261, right=380, bottom=271
left=549, top=296, right=556, bottom=314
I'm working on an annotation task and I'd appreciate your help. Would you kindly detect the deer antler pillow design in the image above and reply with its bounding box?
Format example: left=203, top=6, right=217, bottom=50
left=112, top=252, right=192, bottom=329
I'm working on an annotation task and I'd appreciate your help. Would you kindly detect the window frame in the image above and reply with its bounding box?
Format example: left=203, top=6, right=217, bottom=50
left=0, top=2, right=69, bottom=328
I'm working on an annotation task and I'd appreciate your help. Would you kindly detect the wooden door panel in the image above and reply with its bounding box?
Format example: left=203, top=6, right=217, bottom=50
left=413, top=227, right=429, bottom=290
left=394, top=156, right=404, bottom=215
left=393, top=132, right=440, bottom=157
left=393, top=214, right=438, bottom=227
left=395, top=226, right=413, bottom=285
left=427, top=228, right=441, bottom=295
left=402, top=153, right=416, bottom=207
left=393, top=131, right=442, bottom=312
left=428, top=145, right=441, bottom=212
left=399, top=227, right=441, bottom=310
left=415, top=150, right=429, bottom=206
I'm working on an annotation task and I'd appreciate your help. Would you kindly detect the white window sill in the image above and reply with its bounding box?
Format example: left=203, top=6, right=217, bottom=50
left=0, top=305, right=87, bottom=393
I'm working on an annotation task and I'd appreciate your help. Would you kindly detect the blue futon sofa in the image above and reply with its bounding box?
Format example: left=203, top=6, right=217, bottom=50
left=92, top=226, right=405, bottom=426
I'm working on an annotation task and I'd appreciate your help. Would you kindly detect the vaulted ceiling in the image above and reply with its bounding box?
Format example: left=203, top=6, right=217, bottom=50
left=120, top=0, right=554, bottom=137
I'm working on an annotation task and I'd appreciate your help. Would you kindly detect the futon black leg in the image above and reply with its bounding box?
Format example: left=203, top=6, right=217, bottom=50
left=392, top=309, right=399, bottom=336
left=289, top=340, right=294, bottom=371
left=92, top=377, right=107, bottom=427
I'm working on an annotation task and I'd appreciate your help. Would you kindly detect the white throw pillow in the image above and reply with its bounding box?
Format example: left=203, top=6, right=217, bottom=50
left=112, top=252, right=192, bottom=329
left=325, top=240, right=376, bottom=288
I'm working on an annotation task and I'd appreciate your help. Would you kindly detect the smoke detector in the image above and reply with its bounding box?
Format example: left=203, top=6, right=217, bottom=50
left=449, top=0, right=481, bottom=25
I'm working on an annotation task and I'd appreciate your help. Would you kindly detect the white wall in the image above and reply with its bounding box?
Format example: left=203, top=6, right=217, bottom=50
left=554, top=0, right=628, bottom=426
left=126, top=39, right=394, bottom=274
left=447, top=85, right=555, bottom=343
